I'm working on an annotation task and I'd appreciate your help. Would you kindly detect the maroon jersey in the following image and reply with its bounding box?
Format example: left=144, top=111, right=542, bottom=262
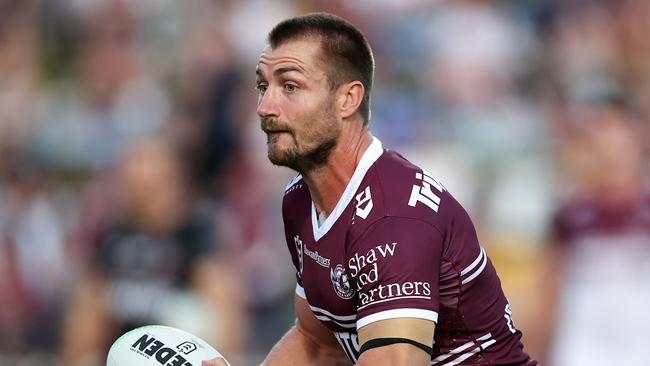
left=553, top=193, right=650, bottom=243
left=549, top=194, right=650, bottom=365
left=282, top=138, right=536, bottom=365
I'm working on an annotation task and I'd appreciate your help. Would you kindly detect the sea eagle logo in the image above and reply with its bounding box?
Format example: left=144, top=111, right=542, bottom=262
left=331, top=264, right=355, bottom=299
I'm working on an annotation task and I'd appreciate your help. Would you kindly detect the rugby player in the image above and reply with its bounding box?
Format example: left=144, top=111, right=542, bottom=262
left=205, top=12, right=536, bottom=366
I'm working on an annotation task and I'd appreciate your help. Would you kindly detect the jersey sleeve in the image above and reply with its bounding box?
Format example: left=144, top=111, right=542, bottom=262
left=349, top=216, right=443, bottom=330
left=282, top=200, right=306, bottom=299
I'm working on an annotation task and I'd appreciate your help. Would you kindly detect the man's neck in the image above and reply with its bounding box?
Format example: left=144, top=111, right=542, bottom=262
left=303, top=129, right=373, bottom=217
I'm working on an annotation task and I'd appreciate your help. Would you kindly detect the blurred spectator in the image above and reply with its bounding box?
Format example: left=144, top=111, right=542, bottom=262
left=30, top=1, right=169, bottom=173
left=170, top=10, right=244, bottom=196
left=540, top=103, right=650, bottom=365
left=0, top=1, right=42, bottom=157
left=169, top=9, right=297, bottom=361
left=0, top=161, right=67, bottom=356
left=546, top=1, right=621, bottom=104
left=0, top=0, right=66, bottom=359
left=61, top=139, right=245, bottom=366
left=422, top=0, right=553, bottom=238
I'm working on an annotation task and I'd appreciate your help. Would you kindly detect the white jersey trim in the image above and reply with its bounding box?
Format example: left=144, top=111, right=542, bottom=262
left=461, top=247, right=485, bottom=276
left=311, top=137, right=383, bottom=242
left=285, top=174, right=303, bottom=192
left=308, top=306, right=356, bottom=329
left=314, top=315, right=357, bottom=329
left=310, top=305, right=357, bottom=321
left=430, top=333, right=496, bottom=365
left=461, top=247, right=487, bottom=285
left=295, top=283, right=306, bottom=299
left=356, top=308, right=438, bottom=330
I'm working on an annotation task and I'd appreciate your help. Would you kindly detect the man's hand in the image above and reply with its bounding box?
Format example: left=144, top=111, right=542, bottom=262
left=202, top=358, right=229, bottom=366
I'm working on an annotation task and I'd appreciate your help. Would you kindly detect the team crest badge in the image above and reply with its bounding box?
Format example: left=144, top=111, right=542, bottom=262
left=330, top=264, right=355, bottom=299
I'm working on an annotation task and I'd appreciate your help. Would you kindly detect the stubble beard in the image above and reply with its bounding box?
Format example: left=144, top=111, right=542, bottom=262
left=264, top=110, right=340, bottom=175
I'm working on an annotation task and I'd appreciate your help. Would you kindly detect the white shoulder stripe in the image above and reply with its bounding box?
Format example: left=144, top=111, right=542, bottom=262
left=461, top=248, right=487, bottom=285
left=461, top=247, right=485, bottom=276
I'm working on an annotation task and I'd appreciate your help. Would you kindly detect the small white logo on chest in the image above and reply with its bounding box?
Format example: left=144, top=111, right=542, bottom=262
left=303, top=246, right=331, bottom=268
left=355, top=186, right=373, bottom=219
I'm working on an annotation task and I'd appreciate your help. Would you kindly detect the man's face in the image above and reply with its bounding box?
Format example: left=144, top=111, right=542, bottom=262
left=256, top=37, right=341, bottom=173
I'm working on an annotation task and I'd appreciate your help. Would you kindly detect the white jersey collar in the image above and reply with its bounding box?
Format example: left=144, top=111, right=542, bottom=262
left=311, top=136, right=383, bottom=242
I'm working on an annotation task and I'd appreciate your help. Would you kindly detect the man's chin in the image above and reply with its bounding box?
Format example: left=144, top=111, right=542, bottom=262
left=267, top=139, right=337, bottom=173
left=266, top=131, right=292, bottom=144
left=268, top=156, right=300, bottom=172
left=267, top=147, right=296, bottom=168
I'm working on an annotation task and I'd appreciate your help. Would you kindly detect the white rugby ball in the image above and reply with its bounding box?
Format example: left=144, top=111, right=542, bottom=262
left=107, top=325, right=231, bottom=366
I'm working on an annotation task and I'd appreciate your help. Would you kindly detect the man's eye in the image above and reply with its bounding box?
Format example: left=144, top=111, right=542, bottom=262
left=256, top=84, right=268, bottom=94
left=285, top=84, right=298, bottom=92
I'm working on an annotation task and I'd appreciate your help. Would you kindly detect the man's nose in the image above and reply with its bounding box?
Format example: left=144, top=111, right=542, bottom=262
left=257, top=89, right=279, bottom=119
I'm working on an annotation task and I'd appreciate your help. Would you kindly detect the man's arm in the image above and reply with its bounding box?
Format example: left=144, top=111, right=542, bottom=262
left=261, top=294, right=350, bottom=365
left=355, top=318, right=434, bottom=366
left=203, top=294, right=350, bottom=366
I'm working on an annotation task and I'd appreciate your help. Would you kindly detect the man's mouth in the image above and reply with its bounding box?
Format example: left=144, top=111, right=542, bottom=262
left=265, top=129, right=289, bottom=133
left=263, top=128, right=291, bottom=135
left=261, top=118, right=290, bottom=134
left=265, top=130, right=292, bottom=144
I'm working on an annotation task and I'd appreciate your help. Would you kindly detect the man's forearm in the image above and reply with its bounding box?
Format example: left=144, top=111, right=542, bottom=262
left=261, top=325, right=350, bottom=366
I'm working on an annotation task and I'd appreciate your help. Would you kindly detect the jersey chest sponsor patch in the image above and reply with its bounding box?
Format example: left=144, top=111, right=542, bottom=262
left=349, top=242, right=432, bottom=309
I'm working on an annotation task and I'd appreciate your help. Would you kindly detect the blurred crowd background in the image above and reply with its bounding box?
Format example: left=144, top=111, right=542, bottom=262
left=1, top=0, right=649, bottom=365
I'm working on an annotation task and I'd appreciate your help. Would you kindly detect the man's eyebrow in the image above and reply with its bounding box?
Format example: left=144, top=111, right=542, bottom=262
left=256, top=65, right=305, bottom=80
left=274, top=67, right=303, bottom=76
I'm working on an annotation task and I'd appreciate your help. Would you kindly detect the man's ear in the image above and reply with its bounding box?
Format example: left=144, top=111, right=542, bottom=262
left=337, top=81, right=365, bottom=119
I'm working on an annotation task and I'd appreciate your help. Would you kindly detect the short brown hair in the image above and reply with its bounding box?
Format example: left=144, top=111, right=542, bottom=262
left=268, top=12, right=375, bottom=125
